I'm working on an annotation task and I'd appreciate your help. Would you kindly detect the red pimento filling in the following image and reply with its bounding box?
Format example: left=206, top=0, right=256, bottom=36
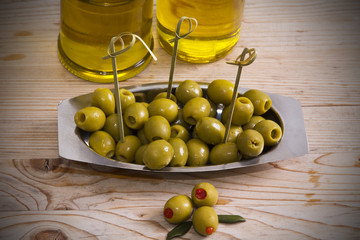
left=195, top=188, right=207, bottom=200
left=206, top=227, right=214, bottom=235
left=164, top=208, right=173, bottom=219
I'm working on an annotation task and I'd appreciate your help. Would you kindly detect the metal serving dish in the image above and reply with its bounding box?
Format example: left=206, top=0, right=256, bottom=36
left=58, top=83, right=308, bottom=172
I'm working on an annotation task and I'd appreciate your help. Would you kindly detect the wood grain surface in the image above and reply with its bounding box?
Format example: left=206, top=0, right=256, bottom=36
left=0, top=0, right=360, bottom=239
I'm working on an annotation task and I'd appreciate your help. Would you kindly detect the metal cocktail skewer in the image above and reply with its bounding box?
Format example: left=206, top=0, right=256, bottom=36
left=103, top=33, right=157, bottom=143
left=166, top=16, right=198, bottom=99
left=223, top=48, right=257, bottom=143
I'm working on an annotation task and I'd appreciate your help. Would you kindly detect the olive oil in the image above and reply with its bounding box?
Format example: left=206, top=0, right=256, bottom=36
left=58, top=0, right=154, bottom=83
left=156, top=0, right=245, bottom=63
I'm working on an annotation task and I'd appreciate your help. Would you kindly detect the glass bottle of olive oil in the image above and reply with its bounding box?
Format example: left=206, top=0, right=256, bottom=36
left=156, top=0, right=245, bottom=63
left=58, top=0, right=154, bottom=83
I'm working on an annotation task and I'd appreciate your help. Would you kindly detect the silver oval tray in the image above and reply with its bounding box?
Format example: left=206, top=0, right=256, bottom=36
left=57, top=83, right=308, bottom=172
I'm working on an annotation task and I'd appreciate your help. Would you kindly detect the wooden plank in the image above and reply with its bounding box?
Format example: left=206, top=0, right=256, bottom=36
left=0, top=153, right=358, bottom=210
left=0, top=206, right=359, bottom=240
left=0, top=152, right=359, bottom=239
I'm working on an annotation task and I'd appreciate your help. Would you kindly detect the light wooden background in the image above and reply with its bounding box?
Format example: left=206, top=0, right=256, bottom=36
left=0, top=0, right=360, bottom=239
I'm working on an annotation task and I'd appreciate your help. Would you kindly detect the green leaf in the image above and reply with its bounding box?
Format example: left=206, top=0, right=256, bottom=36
left=166, top=221, right=192, bottom=240
left=218, top=214, right=246, bottom=223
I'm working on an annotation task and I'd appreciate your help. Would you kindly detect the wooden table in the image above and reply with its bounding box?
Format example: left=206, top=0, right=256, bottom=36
left=1, top=0, right=360, bottom=239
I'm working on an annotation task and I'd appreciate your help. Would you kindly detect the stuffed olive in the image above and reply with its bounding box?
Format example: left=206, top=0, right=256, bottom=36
left=192, top=206, right=219, bottom=236
left=191, top=182, right=218, bottom=207
left=163, top=195, right=193, bottom=224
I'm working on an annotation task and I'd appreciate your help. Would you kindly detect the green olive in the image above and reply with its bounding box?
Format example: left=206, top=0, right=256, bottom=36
left=168, top=138, right=188, bottom=167
left=154, top=92, right=177, bottom=103
left=243, top=115, right=265, bottom=130
left=227, top=125, right=243, bottom=143
left=191, top=182, right=218, bottom=207
left=144, top=116, right=171, bottom=141
left=124, top=102, right=149, bottom=130
left=103, top=113, right=134, bottom=142
left=243, top=89, right=272, bottom=115
left=183, top=97, right=211, bottom=125
left=140, top=102, right=149, bottom=108
left=221, top=97, right=254, bottom=126
left=210, top=142, right=239, bottom=165
left=175, top=80, right=203, bottom=104
left=192, top=206, right=219, bottom=236
left=237, top=129, right=264, bottom=157
left=163, top=195, right=194, bottom=224
left=192, top=127, right=199, bottom=139
left=186, top=138, right=209, bottom=166
left=137, top=127, right=150, bottom=145
left=207, top=79, right=234, bottom=105
left=118, top=88, right=136, bottom=111
left=172, top=108, right=191, bottom=130
left=115, top=135, right=141, bottom=163
left=135, top=144, right=148, bottom=165
left=91, top=88, right=115, bottom=116
left=143, top=139, right=174, bottom=169
left=254, top=120, right=282, bottom=146
left=221, top=106, right=229, bottom=124
left=170, top=124, right=190, bottom=142
left=74, top=106, right=106, bottom=132
left=209, top=100, right=218, bottom=118
left=195, top=117, right=225, bottom=145
left=148, top=98, right=178, bottom=123
left=89, top=131, right=115, bottom=158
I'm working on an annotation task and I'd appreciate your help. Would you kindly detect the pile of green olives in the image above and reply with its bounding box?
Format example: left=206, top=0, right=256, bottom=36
left=163, top=182, right=219, bottom=236
left=74, top=79, right=283, bottom=170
